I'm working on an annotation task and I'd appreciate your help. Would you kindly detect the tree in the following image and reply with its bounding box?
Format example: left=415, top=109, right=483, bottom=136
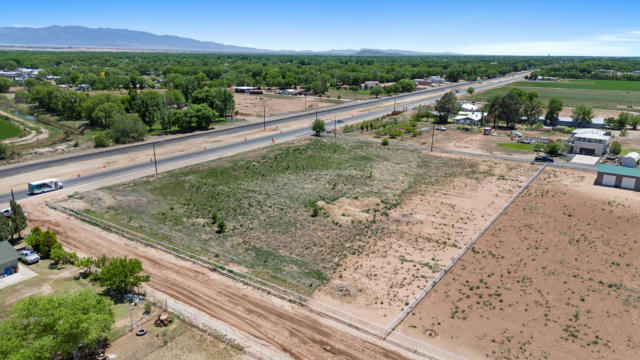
left=0, top=289, right=114, bottom=360
left=311, top=119, right=325, bottom=136
left=487, top=95, right=503, bottom=128
left=109, top=115, right=147, bottom=144
left=184, top=103, right=217, bottom=130
left=613, top=112, right=631, bottom=130
left=24, top=226, right=44, bottom=252
left=99, top=257, right=150, bottom=294
left=522, top=98, right=545, bottom=126
left=190, top=88, right=234, bottom=119
left=0, top=215, right=10, bottom=241
left=38, top=230, right=58, bottom=259
left=50, top=243, right=78, bottom=265
left=610, top=141, right=622, bottom=155
left=544, top=141, right=561, bottom=156
left=0, top=77, right=10, bottom=93
left=93, top=131, right=111, bottom=148
left=370, top=85, right=384, bottom=98
left=571, top=105, right=593, bottom=127
left=497, top=91, right=522, bottom=128
left=135, top=91, right=164, bottom=128
left=92, top=102, right=124, bottom=128
left=631, top=115, right=640, bottom=130
left=8, top=201, right=26, bottom=239
left=434, top=91, right=460, bottom=123
left=467, top=87, right=475, bottom=95
left=545, top=98, right=563, bottom=126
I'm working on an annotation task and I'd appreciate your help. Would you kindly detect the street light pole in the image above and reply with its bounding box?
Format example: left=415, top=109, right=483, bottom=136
left=152, top=143, right=158, bottom=175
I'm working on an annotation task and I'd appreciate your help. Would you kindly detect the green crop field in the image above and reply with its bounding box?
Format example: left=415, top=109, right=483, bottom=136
left=470, top=85, right=640, bottom=110
left=512, top=79, right=640, bottom=91
left=497, top=142, right=535, bottom=151
left=0, top=116, right=23, bottom=140
left=76, top=139, right=481, bottom=294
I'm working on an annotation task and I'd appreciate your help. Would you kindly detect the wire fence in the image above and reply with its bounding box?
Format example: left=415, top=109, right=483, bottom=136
left=145, top=294, right=290, bottom=360
left=47, top=200, right=465, bottom=360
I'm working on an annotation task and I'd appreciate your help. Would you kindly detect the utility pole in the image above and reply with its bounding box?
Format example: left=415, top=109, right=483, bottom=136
left=315, top=108, right=318, bottom=121
left=10, top=188, right=15, bottom=202
left=393, top=96, right=396, bottom=112
left=152, top=143, right=158, bottom=175
left=334, top=116, right=337, bottom=140
left=263, top=103, right=266, bottom=130
left=304, top=95, right=307, bottom=109
left=430, top=124, right=435, bottom=152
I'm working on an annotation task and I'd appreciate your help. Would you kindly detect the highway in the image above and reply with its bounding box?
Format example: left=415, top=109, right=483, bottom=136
left=0, top=72, right=529, bottom=206
left=0, top=72, right=528, bottom=178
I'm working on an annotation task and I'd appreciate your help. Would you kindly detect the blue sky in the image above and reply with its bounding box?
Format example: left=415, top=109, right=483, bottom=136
left=4, top=0, right=640, bottom=55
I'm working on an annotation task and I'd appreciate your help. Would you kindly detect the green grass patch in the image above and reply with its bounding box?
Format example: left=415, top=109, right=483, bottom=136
left=621, top=148, right=640, bottom=155
left=470, top=85, right=640, bottom=110
left=497, top=142, right=535, bottom=151
left=78, top=139, right=481, bottom=294
left=0, top=115, right=23, bottom=140
left=512, top=79, right=640, bottom=92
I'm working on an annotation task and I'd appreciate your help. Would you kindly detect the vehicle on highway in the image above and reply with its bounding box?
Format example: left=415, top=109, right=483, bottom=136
left=28, top=178, right=63, bottom=195
left=1, top=208, right=27, bottom=217
left=336, top=119, right=344, bottom=123
left=19, top=249, right=40, bottom=264
left=535, top=155, right=554, bottom=163
left=436, top=126, right=447, bottom=131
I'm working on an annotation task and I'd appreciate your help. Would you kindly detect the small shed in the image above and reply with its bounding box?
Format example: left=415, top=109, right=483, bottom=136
left=595, top=164, right=640, bottom=191
left=0, top=241, right=19, bottom=276
left=620, top=152, right=640, bottom=168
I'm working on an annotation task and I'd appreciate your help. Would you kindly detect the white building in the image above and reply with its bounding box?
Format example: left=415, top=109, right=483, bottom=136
left=568, top=128, right=610, bottom=156
left=454, top=112, right=482, bottom=125
left=461, top=103, right=479, bottom=112
left=620, top=152, right=640, bottom=168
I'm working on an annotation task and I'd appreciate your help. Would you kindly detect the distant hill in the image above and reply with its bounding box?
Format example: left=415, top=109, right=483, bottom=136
left=0, top=26, right=460, bottom=56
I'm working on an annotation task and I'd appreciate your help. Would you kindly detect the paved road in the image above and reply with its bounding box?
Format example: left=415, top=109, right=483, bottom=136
left=0, top=72, right=528, bottom=178
left=0, top=72, right=529, bottom=205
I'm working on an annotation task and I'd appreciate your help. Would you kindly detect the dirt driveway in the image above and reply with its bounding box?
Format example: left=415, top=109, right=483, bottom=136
left=27, top=203, right=416, bottom=360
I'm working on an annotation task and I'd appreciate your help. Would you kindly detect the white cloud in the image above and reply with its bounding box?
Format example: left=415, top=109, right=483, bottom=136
left=460, top=30, right=640, bottom=56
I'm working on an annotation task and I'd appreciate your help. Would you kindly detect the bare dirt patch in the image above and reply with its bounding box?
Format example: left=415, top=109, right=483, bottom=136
left=396, top=167, right=640, bottom=360
left=234, top=93, right=338, bottom=119
left=315, top=159, right=537, bottom=326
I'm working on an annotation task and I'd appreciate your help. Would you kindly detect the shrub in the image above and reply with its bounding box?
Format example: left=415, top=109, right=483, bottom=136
left=544, top=141, right=561, bottom=156
left=93, top=131, right=111, bottom=148
left=381, top=137, right=389, bottom=146
left=610, top=141, right=621, bottom=155
left=217, top=219, right=227, bottom=233
left=109, top=115, right=147, bottom=144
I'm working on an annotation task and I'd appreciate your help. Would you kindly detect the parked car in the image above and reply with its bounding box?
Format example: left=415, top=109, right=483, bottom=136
left=535, top=155, right=554, bottom=163
left=19, top=249, right=40, bottom=264
left=436, top=126, right=447, bottom=131
left=1, top=208, right=27, bottom=217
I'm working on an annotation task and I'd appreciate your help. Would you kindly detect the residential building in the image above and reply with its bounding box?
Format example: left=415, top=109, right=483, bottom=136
left=594, top=164, right=640, bottom=191
left=426, top=76, right=445, bottom=84
left=453, top=111, right=482, bottom=125
left=361, top=81, right=380, bottom=89
left=0, top=241, right=19, bottom=277
left=234, top=86, right=255, bottom=93
left=538, top=116, right=606, bottom=129
left=461, top=103, right=479, bottom=112
left=567, top=128, right=610, bottom=156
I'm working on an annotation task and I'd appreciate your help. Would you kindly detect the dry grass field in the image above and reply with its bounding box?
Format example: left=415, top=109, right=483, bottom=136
left=397, top=168, right=640, bottom=360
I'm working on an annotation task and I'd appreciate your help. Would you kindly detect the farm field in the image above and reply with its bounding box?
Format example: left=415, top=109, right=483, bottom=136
left=396, top=167, right=640, bottom=360
left=512, top=79, right=640, bottom=91
left=0, top=115, right=23, bottom=140
left=65, top=139, right=480, bottom=295
left=0, top=258, right=240, bottom=360
left=469, top=84, right=640, bottom=110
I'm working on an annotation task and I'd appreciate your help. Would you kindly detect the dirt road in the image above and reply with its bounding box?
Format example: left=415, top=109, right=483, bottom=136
left=29, top=203, right=414, bottom=360
left=0, top=108, right=50, bottom=145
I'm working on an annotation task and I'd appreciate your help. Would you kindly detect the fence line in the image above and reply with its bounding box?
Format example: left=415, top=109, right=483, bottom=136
left=383, top=164, right=547, bottom=337
left=48, top=200, right=464, bottom=360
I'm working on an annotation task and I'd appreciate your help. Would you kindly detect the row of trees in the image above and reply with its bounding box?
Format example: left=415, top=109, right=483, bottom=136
left=0, top=52, right=541, bottom=92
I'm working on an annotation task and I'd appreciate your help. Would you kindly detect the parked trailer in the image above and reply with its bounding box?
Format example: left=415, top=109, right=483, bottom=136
left=28, top=178, right=63, bottom=195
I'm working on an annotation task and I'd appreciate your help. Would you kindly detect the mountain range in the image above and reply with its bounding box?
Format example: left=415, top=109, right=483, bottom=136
left=0, top=26, right=459, bottom=56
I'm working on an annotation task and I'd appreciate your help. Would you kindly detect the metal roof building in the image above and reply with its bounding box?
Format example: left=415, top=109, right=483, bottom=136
left=595, top=164, right=640, bottom=191
left=0, top=241, right=19, bottom=277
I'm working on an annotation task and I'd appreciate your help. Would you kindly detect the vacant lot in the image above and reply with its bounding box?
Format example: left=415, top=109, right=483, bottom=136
left=68, top=139, right=475, bottom=294
left=234, top=92, right=339, bottom=119
left=470, top=84, right=640, bottom=110
left=397, top=168, right=640, bottom=360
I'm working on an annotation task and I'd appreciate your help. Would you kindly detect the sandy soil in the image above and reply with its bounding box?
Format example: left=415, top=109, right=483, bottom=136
left=396, top=167, right=640, bottom=360
left=234, top=93, right=339, bottom=119
left=0, top=108, right=50, bottom=145
left=25, top=203, right=415, bottom=360
left=559, top=107, right=626, bottom=118
left=314, top=158, right=537, bottom=326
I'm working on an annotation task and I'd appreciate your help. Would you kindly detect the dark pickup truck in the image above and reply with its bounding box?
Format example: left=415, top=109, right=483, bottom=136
left=534, top=155, right=554, bottom=163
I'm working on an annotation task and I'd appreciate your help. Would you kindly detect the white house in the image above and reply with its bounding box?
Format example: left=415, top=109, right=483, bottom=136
left=461, top=103, right=479, bottom=112
left=620, top=152, right=640, bottom=168
left=568, top=128, right=610, bottom=156
left=454, top=112, right=482, bottom=125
